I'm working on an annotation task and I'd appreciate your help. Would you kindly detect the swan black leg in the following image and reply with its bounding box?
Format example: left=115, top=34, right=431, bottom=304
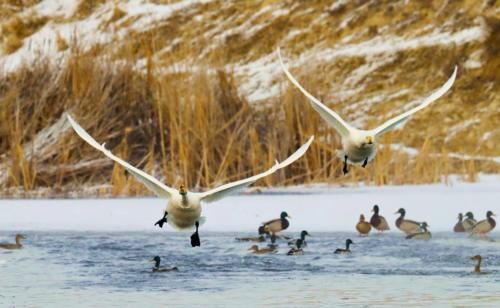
left=362, top=158, right=368, bottom=168
left=343, top=155, right=349, bottom=174
left=154, top=211, right=168, bottom=228
left=191, top=221, right=201, bottom=247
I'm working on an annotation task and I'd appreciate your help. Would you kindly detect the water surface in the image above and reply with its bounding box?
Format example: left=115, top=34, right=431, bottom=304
left=1, top=231, right=499, bottom=307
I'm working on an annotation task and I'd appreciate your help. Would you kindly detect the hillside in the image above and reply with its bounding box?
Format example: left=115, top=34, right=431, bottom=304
left=0, top=0, right=499, bottom=197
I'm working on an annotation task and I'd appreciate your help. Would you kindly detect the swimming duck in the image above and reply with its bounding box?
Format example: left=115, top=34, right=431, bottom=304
left=395, top=208, right=421, bottom=235
left=262, top=211, right=291, bottom=235
left=406, top=222, right=432, bottom=240
left=0, top=234, right=26, bottom=250
left=248, top=245, right=277, bottom=255
left=334, top=239, right=354, bottom=254
left=470, top=211, right=496, bottom=237
left=453, top=213, right=465, bottom=232
left=370, top=205, right=390, bottom=232
left=68, top=115, right=312, bottom=247
left=287, top=248, right=304, bottom=256
left=470, top=255, right=487, bottom=274
left=151, top=256, right=178, bottom=272
left=462, top=212, right=477, bottom=231
left=235, top=226, right=267, bottom=242
left=288, top=230, right=310, bottom=248
left=356, top=214, right=372, bottom=236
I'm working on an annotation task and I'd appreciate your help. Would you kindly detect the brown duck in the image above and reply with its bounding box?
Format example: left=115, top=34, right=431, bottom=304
left=356, top=214, right=371, bottom=236
left=453, top=213, right=465, bottom=232
left=248, top=245, right=277, bottom=255
left=0, top=234, right=26, bottom=250
left=470, top=211, right=496, bottom=237
left=470, top=255, right=487, bottom=274
left=370, top=205, right=390, bottom=232
left=395, top=208, right=421, bottom=235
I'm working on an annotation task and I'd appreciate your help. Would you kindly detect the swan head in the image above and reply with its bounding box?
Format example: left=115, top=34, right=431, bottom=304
left=354, top=134, right=375, bottom=148
left=178, top=184, right=187, bottom=196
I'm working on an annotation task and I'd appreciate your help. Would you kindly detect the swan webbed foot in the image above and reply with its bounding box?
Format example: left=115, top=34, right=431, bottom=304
left=154, top=211, right=168, bottom=228
left=343, top=155, right=349, bottom=174
left=362, top=158, right=368, bottom=168
left=191, top=221, right=201, bottom=247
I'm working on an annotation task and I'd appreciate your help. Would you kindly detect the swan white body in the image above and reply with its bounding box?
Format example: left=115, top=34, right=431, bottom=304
left=278, top=47, right=457, bottom=168
left=67, top=115, right=313, bottom=231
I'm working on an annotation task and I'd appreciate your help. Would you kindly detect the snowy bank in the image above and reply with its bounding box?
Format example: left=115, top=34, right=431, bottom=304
left=1, top=177, right=499, bottom=233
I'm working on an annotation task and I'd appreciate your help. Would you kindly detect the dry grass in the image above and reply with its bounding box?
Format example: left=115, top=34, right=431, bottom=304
left=0, top=0, right=498, bottom=197
left=0, top=46, right=496, bottom=197
left=0, top=12, right=47, bottom=54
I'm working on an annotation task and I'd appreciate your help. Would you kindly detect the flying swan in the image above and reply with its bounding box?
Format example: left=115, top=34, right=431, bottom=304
left=67, top=114, right=313, bottom=246
left=277, top=47, right=457, bottom=174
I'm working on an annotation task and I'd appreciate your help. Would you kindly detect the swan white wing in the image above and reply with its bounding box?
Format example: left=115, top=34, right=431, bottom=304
left=278, top=47, right=353, bottom=138
left=371, top=66, right=457, bottom=137
left=197, top=136, right=314, bottom=203
left=67, top=114, right=176, bottom=198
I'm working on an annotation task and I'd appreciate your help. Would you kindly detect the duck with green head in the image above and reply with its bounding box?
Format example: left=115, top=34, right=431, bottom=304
left=288, top=230, right=310, bottom=249
left=150, top=256, right=178, bottom=273
left=334, top=239, right=354, bottom=254
left=406, top=222, right=432, bottom=240
left=0, top=234, right=26, bottom=250
left=470, top=211, right=496, bottom=237
left=462, top=212, right=477, bottom=231
left=262, top=211, right=291, bottom=236
left=395, top=208, right=421, bottom=235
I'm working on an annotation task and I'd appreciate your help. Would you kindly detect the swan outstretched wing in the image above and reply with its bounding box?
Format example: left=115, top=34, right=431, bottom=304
left=67, top=114, right=176, bottom=198
left=278, top=48, right=353, bottom=138
left=198, top=136, right=314, bottom=203
left=371, top=66, right=457, bottom=137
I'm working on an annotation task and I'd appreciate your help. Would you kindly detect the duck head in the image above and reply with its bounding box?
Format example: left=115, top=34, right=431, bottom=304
left=420, top=222, right=429, bottom=232
left=346, top=239, right=354, bottom=246
left=470, top=255, right=482, bottom=262
left=395, top=208, right=406, bottom=217
left=359, top=214, right=366, bottom=222
left=280, top=211, right=291, bottom=220
left=300, top=230, right=310, bottom=238
left=151, top=256, right=161, bottom=268
left=248, top=245, right=259, bottom=252
left=178, top=184, right=187, bottom=196
left=15, top=234, right=26, bottom=240
left=486, top=211, right=496, bottom=218
left=372, top=205, right=379, bottom=214
left=465, top=212, right=474, bottom=220
left=457, top=213, right=463, bottom=221
left=258, top=226, right=267, bottom=235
